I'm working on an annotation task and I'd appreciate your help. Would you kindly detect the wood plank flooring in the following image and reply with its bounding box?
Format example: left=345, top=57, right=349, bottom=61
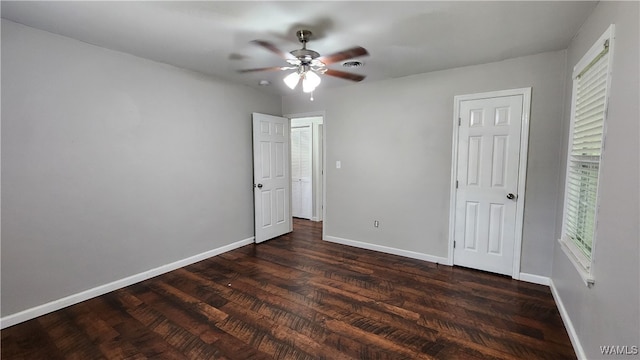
left=1, top=219, right=576, bottom=359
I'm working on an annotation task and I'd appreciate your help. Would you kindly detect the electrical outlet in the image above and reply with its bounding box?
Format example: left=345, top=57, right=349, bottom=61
left=374, top=220, right=379, bottom=228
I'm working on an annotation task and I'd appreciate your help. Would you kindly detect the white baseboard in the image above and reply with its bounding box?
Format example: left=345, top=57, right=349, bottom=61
left=0, top=236, right=254, bottom=329
left=519, top=272, right=550, bottom=286
left=324, top=235, right=449, bottom=265
left=549, top=279, right=587, bottom=360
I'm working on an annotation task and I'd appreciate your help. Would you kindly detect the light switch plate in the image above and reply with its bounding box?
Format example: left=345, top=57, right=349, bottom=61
left=336, top=161, right=341, bottom=169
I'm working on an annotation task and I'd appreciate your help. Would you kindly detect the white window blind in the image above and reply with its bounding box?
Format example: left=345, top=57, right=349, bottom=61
left=560, top=25, right=614, bottom=286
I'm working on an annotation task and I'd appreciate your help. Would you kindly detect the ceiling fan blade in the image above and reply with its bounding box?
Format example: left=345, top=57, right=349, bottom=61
left=324, top=69, right=366, bottom=82
left=317, top=46, right=368, bottom=65
left=250, top=40, right=297, bottom=61
left=237, top=66, right=288, bottom=73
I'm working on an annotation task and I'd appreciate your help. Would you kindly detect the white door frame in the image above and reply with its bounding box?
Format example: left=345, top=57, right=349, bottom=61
left=284, top=111, right=326, bottom=240
left=447, top=88, right=531, bottom=279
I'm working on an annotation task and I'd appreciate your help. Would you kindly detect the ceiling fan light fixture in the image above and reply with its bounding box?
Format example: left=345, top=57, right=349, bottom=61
left=283, top=72, right=300, bottom=89
left=302, top=71, right=321, bottom=93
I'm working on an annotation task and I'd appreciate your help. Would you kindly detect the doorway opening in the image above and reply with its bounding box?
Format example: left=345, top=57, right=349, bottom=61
left=290, top=116, right=324, bottom=223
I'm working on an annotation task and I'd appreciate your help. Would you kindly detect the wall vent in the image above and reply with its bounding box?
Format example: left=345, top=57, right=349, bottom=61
left=342, top=61, right=364, bottom=68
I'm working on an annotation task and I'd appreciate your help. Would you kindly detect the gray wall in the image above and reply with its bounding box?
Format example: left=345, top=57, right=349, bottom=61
left=283, top=49, right=567, bottom=276
left=551, top=2, right=639, bottom=358
left=1, top=20, right=281, bottom=316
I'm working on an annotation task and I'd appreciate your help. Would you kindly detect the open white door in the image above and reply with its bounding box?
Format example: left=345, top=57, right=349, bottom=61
left=450, top=89, right=530, bottom=277
left=252, top=113, right=292, bottom=243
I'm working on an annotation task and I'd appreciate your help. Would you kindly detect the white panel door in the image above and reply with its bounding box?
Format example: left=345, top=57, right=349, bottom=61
left=253, top=113, right=292, bottom=243
left=291, top=126, right=313, bottom=219
left=453, top=95, right=524, bottom=275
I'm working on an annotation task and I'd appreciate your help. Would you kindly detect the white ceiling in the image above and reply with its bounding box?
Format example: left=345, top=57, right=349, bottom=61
left=1, top=1, right=598, bottom=95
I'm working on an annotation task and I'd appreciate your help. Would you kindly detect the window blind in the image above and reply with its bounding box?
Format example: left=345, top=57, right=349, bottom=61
left=564, top=42, right=610, bottom=263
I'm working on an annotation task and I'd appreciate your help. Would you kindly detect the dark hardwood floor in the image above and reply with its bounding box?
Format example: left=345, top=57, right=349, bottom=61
left=1, top=219, right=576, bottom=359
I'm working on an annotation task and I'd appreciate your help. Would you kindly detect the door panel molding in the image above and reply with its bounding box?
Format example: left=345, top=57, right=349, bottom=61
left=447, top=88, right=531, bottom=279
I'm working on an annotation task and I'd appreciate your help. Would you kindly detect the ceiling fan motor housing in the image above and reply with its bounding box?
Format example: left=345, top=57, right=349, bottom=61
left=290, top=48, right=321, bottom=63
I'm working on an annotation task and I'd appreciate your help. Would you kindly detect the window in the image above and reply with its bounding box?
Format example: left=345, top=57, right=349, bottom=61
left=560, top=25, right=615, bottom=287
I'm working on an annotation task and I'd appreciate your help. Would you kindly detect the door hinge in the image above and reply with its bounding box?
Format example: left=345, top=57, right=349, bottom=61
left=456, top=180, right=458, bottom=189
left=454, top=241, right=456, bottom=248
left=458, top=118, right=461, bottom=126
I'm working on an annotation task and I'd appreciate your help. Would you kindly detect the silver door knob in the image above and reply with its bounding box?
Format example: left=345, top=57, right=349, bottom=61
left=507, top=193, right=515, bottom=200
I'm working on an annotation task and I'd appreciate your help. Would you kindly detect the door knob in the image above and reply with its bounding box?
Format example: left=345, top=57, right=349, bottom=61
left=507, top=193, right=515, bottom=200
left=256, top=184, right=263, bottom=189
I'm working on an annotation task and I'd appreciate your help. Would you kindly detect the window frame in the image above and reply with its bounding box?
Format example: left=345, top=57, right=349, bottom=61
left=559, top=24, right=615, bottom=287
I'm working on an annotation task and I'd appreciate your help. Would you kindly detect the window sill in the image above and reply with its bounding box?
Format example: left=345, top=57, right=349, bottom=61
left=558, top=238, right=595, bottom=288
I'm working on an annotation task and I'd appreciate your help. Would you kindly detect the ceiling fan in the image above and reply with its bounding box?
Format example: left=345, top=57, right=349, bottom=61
left=239, top=29, right=369, bottom=93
